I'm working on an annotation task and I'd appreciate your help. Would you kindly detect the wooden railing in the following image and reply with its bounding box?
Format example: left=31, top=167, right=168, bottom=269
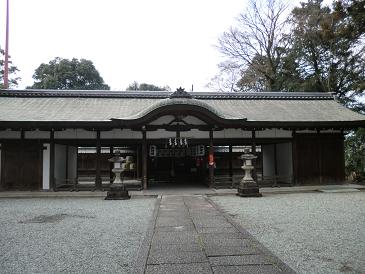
left=54, top=177, right=142, bottom=191
left=214, top=174, right=293, bottom=189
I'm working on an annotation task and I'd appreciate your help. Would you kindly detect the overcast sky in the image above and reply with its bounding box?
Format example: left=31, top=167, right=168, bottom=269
left=1, top=0, right=252, bottom=91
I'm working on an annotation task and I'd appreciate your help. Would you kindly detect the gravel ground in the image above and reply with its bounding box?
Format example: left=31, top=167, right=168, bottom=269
left=211, top=192, right=365, bottom=274
left=0, top=197, right=156, bottom=273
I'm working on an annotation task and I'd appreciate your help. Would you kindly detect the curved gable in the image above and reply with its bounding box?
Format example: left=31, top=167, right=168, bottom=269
left=111, top=98, right=247, bottom=126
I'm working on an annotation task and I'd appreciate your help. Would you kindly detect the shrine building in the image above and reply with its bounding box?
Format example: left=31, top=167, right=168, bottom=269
left=0, top=88, right=364, bottom=191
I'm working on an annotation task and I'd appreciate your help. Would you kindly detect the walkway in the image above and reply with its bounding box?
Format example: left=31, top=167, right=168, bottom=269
left=1, top=184, right=363, bottom=198
left=139, top=195, right=295, bottom=274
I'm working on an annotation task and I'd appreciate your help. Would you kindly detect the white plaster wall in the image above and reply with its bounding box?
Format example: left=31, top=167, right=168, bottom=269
left=68, top=146, right=78, bottom=180
left=101, top=129, right=122, bottom=139
left=25, top=130, right=50, bottom=139
left=214, top=129, right=252, bottom=139
left=100, top=129, right=143, bottom=139
left=296, top=130, right=317, bottom=133
left=183, top=116, right=207, bottom=125
left=256, top=129, right=292, bottom=138
left=54, top=129, right=96, bottom=139
left=276, top=143, right=293, bottom=176
left=262, top=144, right=275, bottom=176
left=148, top=115, right=207, bottom=125
left=147, top=129, right=211, bottom=139
left=0, top=130, right=21, bottom=139
left=295, top=130, right=341, bottom=134
left=54, top=144, right=67, bottom=182
left=148, top=129, right=176, bottom=139
left=149, top=115, right=175, bottom=125
left=182, top=129, right=209, bottom=139
left=42, top=144, right=50, bottom=190
left=320, top=130, right=341, bottom=133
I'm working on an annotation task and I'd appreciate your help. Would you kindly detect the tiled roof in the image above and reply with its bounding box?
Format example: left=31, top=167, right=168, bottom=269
left=0, top=89, right=364, bottom=128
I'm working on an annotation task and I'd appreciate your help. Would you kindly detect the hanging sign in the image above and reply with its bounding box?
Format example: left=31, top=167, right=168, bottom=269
left=149, top=145, right=157, bottom=157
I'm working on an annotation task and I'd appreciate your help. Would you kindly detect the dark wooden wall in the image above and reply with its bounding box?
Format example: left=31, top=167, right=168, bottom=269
left=295, top=133, right=345, bottom=184
left=1, top=141, right=42, bottom=190
left=77, top=153, right=111, bottom=177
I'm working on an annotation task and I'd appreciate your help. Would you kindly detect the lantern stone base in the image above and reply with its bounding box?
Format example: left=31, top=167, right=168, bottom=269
left=237, top=181, right=262, bottom=197
left=105, top=183, right=130, bottom=200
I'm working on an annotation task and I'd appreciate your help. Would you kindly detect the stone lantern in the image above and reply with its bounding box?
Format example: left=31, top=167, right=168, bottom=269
left=105, top=150, right=131, bottom=200
left=237, top=148, right=262, bottom=197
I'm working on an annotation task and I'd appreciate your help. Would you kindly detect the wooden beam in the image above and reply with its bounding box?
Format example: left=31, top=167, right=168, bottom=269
left=142, top=129, right=148, bottom=189
left=95, top=130, right=102, bottom=190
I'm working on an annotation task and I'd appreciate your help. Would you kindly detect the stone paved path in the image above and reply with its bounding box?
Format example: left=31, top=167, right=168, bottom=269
left=142, top=195, right=295, bottom=274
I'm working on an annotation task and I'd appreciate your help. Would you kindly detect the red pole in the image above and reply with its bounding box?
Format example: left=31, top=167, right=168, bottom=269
left=4, top=0, right=10, bottom=89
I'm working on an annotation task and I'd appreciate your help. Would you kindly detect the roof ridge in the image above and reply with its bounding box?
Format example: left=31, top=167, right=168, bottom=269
left=0, top=89, right=334, bottom=100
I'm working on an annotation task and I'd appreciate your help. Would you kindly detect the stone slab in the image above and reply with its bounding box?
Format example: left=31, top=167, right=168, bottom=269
left=152, top=234, right=199, bottom=245
left=202, top=238, right=249, bottom=247
left=194, top=220, right=234, bottom=228
left=199, top=232, right=244, bottom=240
left=140, top=195, right=295, bottom=274
left=212, top=265, right=282, bottom=274
left=145, top=263, right=212, bottom=274
left=208, top=255, right=271, bottom=266
left=155, top=225, right=195, bottom=232
left=205, top=245, right=260, bottom=257
left=195, top=226, right=239, bottom=234
left=155, top=217, right=193, bottom=227
left=318, top=188, right=360, bottom=193
left=150, top=242, right=203, bottom=252
left=147, top=250, right=208, bottom=264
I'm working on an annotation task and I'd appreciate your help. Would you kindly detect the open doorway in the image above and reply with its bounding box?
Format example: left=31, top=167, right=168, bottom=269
left=148, top=145, right=207, bottom=187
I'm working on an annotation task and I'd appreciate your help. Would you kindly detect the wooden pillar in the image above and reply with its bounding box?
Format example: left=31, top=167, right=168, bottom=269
left=0, top=143, right=3, bottom=190
left=136, top=145, right=141, bottom=179
left=209, top=129, right=214, bottom=188
left=273, top=143, right=278, bottom=186
left=229, top=145, right=233, bottom=181
left=340, top=131, right=346, bottom=181
left=65, top=145, right=69, bottom=180
left=292, top=130, right=298, bottom=185
left=109, top=146, right=114, bottom=183
left=95, top=130, right=102, bottom=190
left=49, top=130, right=55, bottom=191
left=20, top=130, right=26, bottom=188
left=251, top=130, right=257, bottom=182
left=317, top=130, right=322, bottom=184
left=142, top=129, right=148, bottom=189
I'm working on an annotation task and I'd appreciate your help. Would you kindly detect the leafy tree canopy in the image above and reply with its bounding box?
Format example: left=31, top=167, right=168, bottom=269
left=212, top=0, right=365, bottom=106
left=28, top=57, right=110, bottom=90
left=0, top=47, right=20, bottom=88
left=289, top=0, right=365, bottom=106
left=213, top=0, right=291, bottom=92
left=126, top=81, right=170, bottom=91
left=345, top=127, right=365, bottom=181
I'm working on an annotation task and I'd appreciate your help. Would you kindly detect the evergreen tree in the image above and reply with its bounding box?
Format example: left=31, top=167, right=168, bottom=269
left=29, top=57, right=110, bottom=90
left=0, top=47, right=20, bottom=88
